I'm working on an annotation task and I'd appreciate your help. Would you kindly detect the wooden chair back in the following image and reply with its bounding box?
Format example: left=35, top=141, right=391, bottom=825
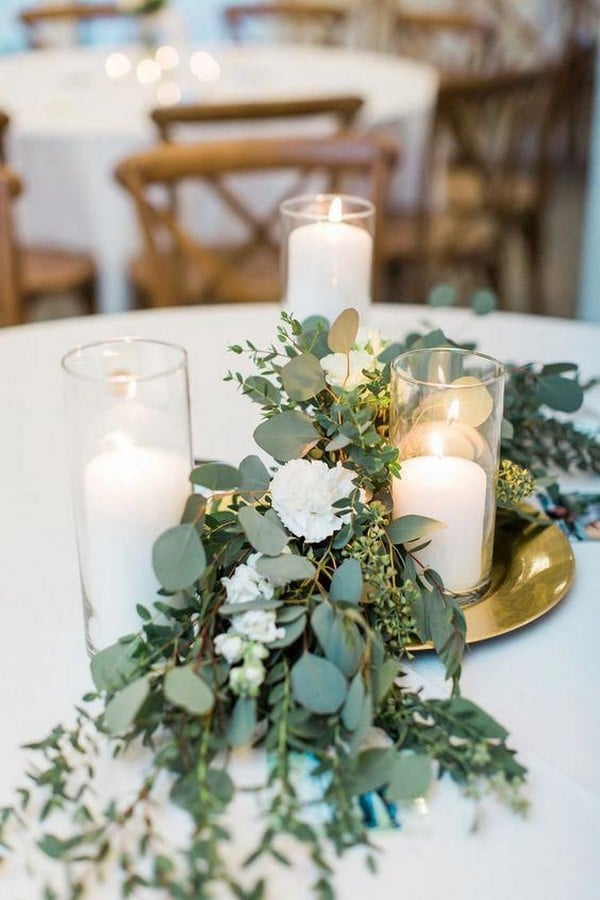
left=151, top=95, right=364, bottom=142
left=391, top=8, right=499, bottom=76
left=0, top=111, right=9, bottom=164
left=0, top=167, right=23, bottom=327
left=115, top=133, right=396, bottom=306
left=19, top=3, right=132, bottom=48
left=223, top=3, right=349, bottom=46
left=434, top=63, right=563, bottom=210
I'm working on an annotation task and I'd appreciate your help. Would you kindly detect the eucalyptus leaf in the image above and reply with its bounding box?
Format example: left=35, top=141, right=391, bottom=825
left=311, top=603, right=364, bottom=677
left=350, top=747, right=396, bottom=795
left=239, top=455, right=271, bottom=493
left=269, top=613, right=307, bottom=648
left=164, top=665, right=214, bottom=716
left=254, top=410, right=318, bottom=462
left=342, top=673, right=365, bottom=731
left=373, top=658, right=401, bottom=705
left=153, top=524, right=206, bottom=592
left=243, top=375, right=281, bottom=406
left=281, top=353, right=326, bottom=401
left=501, top=418, right=514, bottom=440
left=428, top=283, right=457, bottom=307
left=291, top=653, right=347, bottom=714
left=329, top=558, right=362, bottom=604
left=325, top=433, right=352, bottom=452
left=206, top=768, right=235, bottom=805
left=91, top=641, right=138, bottom=692
left=104, top=677, right=149, bottom=735
left=327, top=308, right=359, bottom=353
left=190, top=463, right=240, bottom=492
left=471, top=289, right=496, bottom=315
left=537, top=374, right=584, bottom=413
left=181, top=494, right=206, bottom=533
left=238, top=505, right=289, bottom=556
left=386, top=515, right=446, bottom=545
left=439, top=697, right=508, bottom=740
left=386, top=753, right=432, bottom=802
left=228, top=697, right=257, bottom=747
left=256, top=553, right=316, bottom=585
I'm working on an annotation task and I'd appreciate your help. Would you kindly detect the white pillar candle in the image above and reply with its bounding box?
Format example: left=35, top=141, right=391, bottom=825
left=392, top=455, right=487, bottom=593
left=84, top=442, right=190, bottom=649
left=285, top=199, right=373, bottom=321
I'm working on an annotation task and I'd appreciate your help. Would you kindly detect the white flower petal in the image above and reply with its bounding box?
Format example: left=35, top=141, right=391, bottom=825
left=270, top=459, right=355, bottom=543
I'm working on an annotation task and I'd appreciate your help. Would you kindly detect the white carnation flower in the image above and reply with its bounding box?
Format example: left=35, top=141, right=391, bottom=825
left=270, top=459, right=356, bottom=543
left=231, top=609, right=284, bottom=644
left=321, top=349, right=375, bottom=390
left=214, top=632, right=245, bottom=663
left=221, top=557, right=274, bottom=606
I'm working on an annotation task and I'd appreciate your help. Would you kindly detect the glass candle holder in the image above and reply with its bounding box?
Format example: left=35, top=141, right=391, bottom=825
left=62, top=339, right=192, bottom=656
left=280, top=193, right=374, bottom=322
left=390, top=347, right=506, bottom=605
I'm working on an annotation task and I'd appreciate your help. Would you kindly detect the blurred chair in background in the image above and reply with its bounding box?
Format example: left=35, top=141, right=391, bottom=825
left=150, top=95, right=364, bottom=143
left=390, top=8, right=499, bottom=79
left=19, top=3, right=132, bottom=48
left=115, top=133, right=395, bottom=307
left=0, top=115, right=96, bottom=325
left=382, top=62, right=563, bottom=313
left=0, top=167, right=22, bottom=327
left=223, top=2, right=349, bottom=45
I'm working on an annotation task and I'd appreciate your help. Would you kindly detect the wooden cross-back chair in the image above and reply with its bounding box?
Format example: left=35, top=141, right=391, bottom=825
left=223, top=3, right=349, bottom=46
left=382, top=62, right=563, bottom=312
left=19, top=3, right=132, bottom=48
left=0, top=114, right=96, bottom=325
left=0, top=168, right=22, bottom=327
left=115, top=134, right=396, bottom=308
left=390, top=8, right=499, bottom=78
left=150, top=95, right=364, bottom=143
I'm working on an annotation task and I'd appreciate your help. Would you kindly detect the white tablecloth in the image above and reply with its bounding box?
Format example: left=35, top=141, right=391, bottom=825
left=0, top=43, right=437, bottom=312
left=0, top=303, right=598, bottom=898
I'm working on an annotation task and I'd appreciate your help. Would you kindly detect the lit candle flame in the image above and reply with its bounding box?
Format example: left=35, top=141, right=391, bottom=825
left=109, top=369, right=136, bottom=400
left=437, top=365, right=446, bottom=384
left=328, top=197, right=343, bottom=223
left=447, top=398, right=459, bottom=424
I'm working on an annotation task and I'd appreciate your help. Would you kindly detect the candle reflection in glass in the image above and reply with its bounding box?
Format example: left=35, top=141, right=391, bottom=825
left=390, top=347, right=505, bottom=604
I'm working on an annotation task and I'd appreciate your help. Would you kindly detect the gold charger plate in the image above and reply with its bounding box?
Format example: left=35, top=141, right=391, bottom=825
left=408, top=514, right=575, bottom=650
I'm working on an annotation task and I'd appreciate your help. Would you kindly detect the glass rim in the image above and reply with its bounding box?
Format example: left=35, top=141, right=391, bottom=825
left=279, top=193, right=374, bottom=223
left=61, top=337, right=188, bottom=384
left=391, top=347, right=506, bottom=388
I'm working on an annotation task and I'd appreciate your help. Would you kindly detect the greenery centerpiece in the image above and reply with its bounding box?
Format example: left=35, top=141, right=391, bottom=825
left=1, top=303, right=597, bottom=899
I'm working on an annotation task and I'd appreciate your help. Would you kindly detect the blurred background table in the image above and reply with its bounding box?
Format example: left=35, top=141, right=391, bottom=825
left=0, top=42, right=437, bottom=312
left=0, top=303, right=598, bottom=897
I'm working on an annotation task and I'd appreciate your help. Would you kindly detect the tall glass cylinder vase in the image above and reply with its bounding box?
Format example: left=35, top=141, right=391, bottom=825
left=390, top=347, right=506, bottom=604
left=280, top=193, right=374, bottom=322
left=62, top=339, right=192, bottom=655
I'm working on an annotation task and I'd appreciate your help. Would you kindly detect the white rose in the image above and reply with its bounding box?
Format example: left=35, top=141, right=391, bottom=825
left=221, top=559, right=274, bottom=606
left=214, top=632, right=245, bottom=664
left=270, top=459, right=356, bottom=543
left=231, top=609, right=284, bottom=644
left=321, top=349, right=375, bottom=390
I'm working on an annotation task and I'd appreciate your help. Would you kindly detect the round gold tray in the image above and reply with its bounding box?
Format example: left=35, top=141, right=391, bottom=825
left=408, top=513, right=575, bottom=650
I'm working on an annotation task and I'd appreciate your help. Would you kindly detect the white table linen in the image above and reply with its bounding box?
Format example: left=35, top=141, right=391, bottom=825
left=0, top=44, right=437, bottom=312
left=0, top=303, right=598, bottom=898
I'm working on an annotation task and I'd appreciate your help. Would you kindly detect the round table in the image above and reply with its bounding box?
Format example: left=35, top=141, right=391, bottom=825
left=0, top=303, right=598, bottom=897
left=0, top=43, right=437, bottom=313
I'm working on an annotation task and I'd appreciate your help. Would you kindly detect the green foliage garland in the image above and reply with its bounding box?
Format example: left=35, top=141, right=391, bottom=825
left=1, top=305, right=596, bottom=899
